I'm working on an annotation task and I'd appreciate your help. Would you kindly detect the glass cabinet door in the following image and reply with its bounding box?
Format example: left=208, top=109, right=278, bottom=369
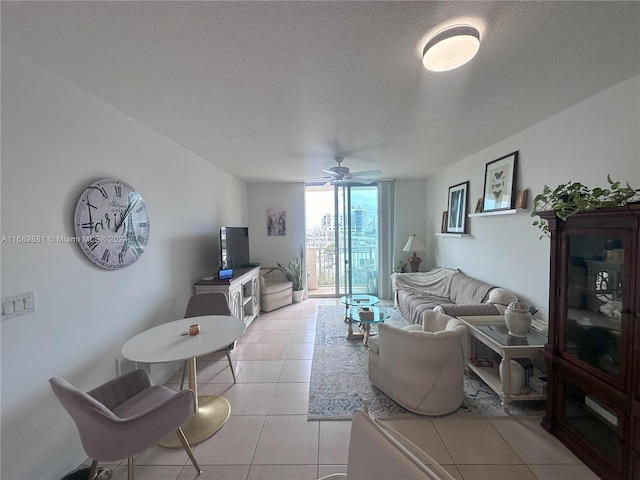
left=563, top=379, right=620, bottom=460
left=564, top=234, right=625, bottom=381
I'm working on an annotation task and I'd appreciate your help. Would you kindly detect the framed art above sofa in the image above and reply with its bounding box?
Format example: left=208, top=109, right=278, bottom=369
left=447, top=181, right=469, bottom=233
left=482, top=151, right=518, bottom=212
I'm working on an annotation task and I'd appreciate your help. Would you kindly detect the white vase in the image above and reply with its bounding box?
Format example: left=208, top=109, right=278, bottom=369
left=499, top=359, right=525, bottom=395
left=504, top=301, right=532, bottom=337
left=292, top=290, right=304, bottom=303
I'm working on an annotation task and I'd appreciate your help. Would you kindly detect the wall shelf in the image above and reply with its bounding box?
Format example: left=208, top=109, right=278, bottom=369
left=468, top=208, right=528, bottom=217
left=435, top=233, right=470, bottom=238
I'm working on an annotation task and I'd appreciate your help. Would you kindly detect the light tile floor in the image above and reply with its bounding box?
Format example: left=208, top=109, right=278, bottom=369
left=98, top=299, right=599, bottom=480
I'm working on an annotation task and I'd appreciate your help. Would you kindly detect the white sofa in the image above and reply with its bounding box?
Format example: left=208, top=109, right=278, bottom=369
left=259, top=268, right=293, bottom=312
left=368, top=311, right=467, bottom=416
left=392, top=267, right=518, bottom=325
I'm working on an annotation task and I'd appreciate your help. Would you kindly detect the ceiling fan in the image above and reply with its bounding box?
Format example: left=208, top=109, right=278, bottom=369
left=308, top=156, right=382, bottom=185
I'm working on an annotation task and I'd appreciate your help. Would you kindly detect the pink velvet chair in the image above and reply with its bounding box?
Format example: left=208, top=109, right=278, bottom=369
left=179, top=292, right=237, bottom=387
left=49, top=369, right=201, bottom=480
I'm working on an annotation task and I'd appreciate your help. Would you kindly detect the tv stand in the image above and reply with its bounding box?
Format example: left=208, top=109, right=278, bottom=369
left=194, top=267, right=260, bottom=327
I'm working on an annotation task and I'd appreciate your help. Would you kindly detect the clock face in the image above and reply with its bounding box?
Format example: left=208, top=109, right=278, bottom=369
left=74, top=179, right=150, bottom=269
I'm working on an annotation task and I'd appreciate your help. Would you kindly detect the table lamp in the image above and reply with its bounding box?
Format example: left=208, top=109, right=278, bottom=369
left=403, top=234, right=427, bottom=272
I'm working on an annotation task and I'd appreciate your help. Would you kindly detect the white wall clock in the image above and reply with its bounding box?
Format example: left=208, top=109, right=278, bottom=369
left=74, top=178, right=150, bottom=269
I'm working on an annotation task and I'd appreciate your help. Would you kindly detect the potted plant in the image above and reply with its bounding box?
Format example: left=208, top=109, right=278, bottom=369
left=277, top=244, right=305, bottom=302
left=531, top=175, right=638, bottom=237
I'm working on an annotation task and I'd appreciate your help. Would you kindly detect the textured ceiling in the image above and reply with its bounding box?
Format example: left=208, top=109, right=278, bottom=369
left=2, top=1, right=639, bottom=183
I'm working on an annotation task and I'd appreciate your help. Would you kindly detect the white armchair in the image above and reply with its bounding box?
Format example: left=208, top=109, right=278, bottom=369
left=259, top=267, right=293, bottom=312
left=368, top=311, right=467, bottom=416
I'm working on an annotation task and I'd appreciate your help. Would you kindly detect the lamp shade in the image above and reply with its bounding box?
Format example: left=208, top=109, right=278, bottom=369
left=403, top=234, right=427, bottom=253
left=422, top=25, right=480, bottom=72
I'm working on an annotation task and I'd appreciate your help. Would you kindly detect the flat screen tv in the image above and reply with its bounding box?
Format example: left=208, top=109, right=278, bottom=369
left=220, top=226, right=250, bottom=270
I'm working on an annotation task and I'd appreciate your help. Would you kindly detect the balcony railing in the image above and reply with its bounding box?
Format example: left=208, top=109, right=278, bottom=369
left=306, top=245, right=378, bottom=296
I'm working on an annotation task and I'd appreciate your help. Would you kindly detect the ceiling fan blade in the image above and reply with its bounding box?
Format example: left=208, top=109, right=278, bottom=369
left=349, top=176, right=376, bottom=185
left=329, top=179, right=349, bottom=186
left=327, top=176, right=376, bottom=186
left=349, top=169, right=382, bottom=177
left=309, top=156, right=383, bottom=186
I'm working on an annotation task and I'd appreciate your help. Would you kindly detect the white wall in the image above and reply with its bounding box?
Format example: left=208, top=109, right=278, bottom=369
left=247, top=183, right=306, bottom=272
left=426, top=75, right=640, bottom=311
left=0, top=47, right=248, bottom=480
left=393, top=180, right=428, bottom=272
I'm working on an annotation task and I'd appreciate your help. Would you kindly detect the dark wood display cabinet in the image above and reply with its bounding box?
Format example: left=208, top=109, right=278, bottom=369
left=540, top=204, right=640, bottom=480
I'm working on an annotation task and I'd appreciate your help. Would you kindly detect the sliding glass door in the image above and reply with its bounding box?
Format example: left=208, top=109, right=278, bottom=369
left=305, top=183, right=379, bottom=296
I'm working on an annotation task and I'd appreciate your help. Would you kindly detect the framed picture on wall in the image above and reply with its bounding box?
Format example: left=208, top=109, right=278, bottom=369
left=447, top=181, right=469, bottom=233
left=267, top=207, right=286, bottom=236
left=482, top=151, right=518, bottom=212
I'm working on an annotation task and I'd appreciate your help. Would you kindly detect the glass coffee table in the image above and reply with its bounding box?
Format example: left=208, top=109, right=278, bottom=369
left=339, top=295, right=387, bottom=346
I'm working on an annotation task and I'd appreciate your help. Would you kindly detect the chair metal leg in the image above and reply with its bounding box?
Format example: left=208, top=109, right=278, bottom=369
left=226, top=351, right=236, bottom=383
left=127, top=456, right=134, bottom=480
left=175, top=427, right=202, bottom=475
left=88, top=459, right=98, bottom=480
left=179, top=361, right=187, bottom=390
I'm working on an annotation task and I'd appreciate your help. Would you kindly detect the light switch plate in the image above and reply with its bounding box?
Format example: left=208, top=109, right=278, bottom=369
left=1, top=291, right=36, bottom=321
left=3, top=302, right=14, bottom=315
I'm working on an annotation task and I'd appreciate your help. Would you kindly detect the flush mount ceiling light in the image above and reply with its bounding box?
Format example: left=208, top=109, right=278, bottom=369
left=422, top=25, right=480, bottom=72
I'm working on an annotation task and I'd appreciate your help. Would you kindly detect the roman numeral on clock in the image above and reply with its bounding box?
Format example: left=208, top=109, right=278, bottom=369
left=102, top=249, right=110, bottom=262
left=86, top=237, right=100, bottom=250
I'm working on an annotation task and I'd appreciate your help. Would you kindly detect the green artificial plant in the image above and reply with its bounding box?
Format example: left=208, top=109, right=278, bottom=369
left=277, top=244, right=305, bottom=291
left=531, top=175, right=638, bottom=237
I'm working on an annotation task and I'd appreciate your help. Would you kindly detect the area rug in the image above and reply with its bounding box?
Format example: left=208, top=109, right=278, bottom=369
left=308, top=304, right=545, bottom=420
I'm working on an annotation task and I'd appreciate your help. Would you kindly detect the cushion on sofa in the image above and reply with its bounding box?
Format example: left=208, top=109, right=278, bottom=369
left=396, top=289, right=452, bottom=325
left=486, top=288, right=518, bottom=314
left=433, top=303, right=499, bottom=317
left=447, top=272, right=494, bottom=305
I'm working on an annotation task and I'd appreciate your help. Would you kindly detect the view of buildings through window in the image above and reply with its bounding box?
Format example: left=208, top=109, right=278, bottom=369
left=305, top=184, right=379, bottom=296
